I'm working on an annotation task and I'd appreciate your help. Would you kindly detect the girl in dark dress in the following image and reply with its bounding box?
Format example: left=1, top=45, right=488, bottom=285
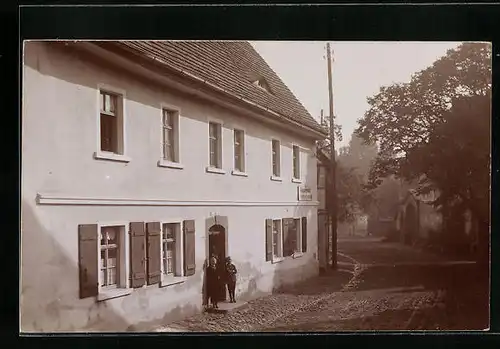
left=206, top=256, right=220, bottom=308
left=225, top=256, right=238, bottom=303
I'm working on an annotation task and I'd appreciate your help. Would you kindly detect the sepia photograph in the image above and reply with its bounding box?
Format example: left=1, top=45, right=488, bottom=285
left=20, top=39, right=491, bottom=333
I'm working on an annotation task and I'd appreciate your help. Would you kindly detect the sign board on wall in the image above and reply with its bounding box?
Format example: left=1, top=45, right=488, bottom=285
left=298, top=186, right=313, bottom=201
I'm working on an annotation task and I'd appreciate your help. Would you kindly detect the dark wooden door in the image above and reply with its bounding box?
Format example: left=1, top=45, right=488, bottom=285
left=208, top=225, right=227, bottom=301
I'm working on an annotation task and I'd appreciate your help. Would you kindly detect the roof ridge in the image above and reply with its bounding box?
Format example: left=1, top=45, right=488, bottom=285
left=113, top=40, right=325, bottom=135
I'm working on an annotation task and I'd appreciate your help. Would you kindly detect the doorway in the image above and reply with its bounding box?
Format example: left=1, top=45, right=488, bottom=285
left=208, top=224, right=227, bottom=302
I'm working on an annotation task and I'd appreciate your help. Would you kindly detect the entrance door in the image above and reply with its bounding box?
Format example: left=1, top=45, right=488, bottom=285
left=208, top=224, right=227, bottom=302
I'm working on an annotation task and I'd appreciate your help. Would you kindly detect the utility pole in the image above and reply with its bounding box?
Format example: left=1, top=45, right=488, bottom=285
left=326, top=42, right=338, bottom=269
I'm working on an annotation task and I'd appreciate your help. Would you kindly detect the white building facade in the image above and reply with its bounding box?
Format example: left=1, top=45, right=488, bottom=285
left=21, top=41, right=327, bottom=332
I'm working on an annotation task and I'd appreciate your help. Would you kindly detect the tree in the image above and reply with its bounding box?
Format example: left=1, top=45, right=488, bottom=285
left=338, top=132, right=378, bottom=182
left=355, top=42, right=491, bottom=256
left=407, top=94, right=490, bottom=226
left=336, top=163, right=363, bottom=224
left=356, top=42, right=491, bottom=186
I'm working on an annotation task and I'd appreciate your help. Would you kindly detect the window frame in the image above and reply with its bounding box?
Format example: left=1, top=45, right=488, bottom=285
left=271, top=138, right=282, bottom=181
left=271, top=219, right=284, bottom=263
left=94, top=84, right=131, bottom=163
left=96, top=221, right=132, bottom=301
left=158, top=103, right=184, bottom=170
left=206, top=119, right=226, bottom=174
left=232, top=126, right=248, bottom=176
left=281, top=217, right=304, bottom=259
left=160, top=220, right=187, bottom=287
left=292, top=144, right=302, bottom=183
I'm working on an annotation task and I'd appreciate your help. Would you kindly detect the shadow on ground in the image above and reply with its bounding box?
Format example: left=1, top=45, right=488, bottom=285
left=273, top=269, right=353, bottom=296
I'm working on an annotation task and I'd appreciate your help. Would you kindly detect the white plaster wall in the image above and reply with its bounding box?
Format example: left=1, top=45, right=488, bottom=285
left=22, top=42, right=317, bottom=202
left=21, top=41, right=320, bottom=332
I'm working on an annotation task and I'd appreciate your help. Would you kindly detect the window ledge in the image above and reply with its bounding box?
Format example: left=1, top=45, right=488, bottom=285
left=94, top=151, right=131, bottom=163
left=292, top=178, right=303, bottom=184
left=231, top=170, right=248, bottom=177
left=160, top=276, right=189, bottom=288
left=293, top=252, right=305, bottom=259
left=157, top=159, right=184, bottom=170
left=272, top=257, right=285, bottom=264
left=97, top=288, right=132, bottom=302
left=205, top=166, right=226, bottom=175
left=270, top=176, right=283, bottom=182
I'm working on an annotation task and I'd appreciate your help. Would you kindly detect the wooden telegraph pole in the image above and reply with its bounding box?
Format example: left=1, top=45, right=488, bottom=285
left=326, top=43, right=338, bottom=269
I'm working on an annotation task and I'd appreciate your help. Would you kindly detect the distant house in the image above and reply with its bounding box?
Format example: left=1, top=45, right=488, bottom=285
left=21, top=41, right=328, bottom=332
left=367, top=202, right=398, bottom=237
left=396, top=189, right=443, bottom=245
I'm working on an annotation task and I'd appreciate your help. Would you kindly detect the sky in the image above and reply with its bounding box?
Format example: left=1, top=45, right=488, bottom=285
left=250, top=41, right=461, bottom=147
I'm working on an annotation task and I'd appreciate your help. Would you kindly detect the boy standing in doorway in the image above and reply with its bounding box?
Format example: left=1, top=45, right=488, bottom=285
left=225, top=256, right=238, bottom=303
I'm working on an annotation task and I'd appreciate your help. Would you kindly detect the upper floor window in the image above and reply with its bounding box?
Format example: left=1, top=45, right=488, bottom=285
left=162, top=109, right=179, bottom=163
left=272, top=139, right=281, bottom=177
left=99, top=90, right=124, bottom=155
left=209, top=122, right=222, bottom=169
left=233, top=129, right=245, bottom=172
left=292, top=145, right=301, bottom=180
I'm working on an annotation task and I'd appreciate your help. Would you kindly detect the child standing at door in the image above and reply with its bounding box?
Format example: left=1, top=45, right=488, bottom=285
left=206, top=256, right=220, bottom=309
left=224, top=256, right=238, bottom=303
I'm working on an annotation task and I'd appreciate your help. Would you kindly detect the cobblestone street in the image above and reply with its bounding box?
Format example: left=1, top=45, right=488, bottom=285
left=156, top=237, right=489, bottom=332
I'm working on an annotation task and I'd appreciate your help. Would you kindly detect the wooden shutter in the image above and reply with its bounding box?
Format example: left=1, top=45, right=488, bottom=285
left=265, top=219, right=273, bottom=261
left=146, top=222, right=161, bottom=285
left=301, top=217, right=308, bottom=253
left=183, top=220, right=196, bottom=276
left=129, top=222, right=146, bottom=288
left=78, top=224, right=99, bottom=299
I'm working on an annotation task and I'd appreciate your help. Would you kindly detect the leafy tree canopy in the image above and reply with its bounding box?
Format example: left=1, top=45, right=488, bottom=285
left=356, top=42, right=491, bottom=191
left=355, top=42, right=491, bottom=221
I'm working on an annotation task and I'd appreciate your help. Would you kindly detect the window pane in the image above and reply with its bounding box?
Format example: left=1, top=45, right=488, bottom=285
left=294, top=219, right=300, bottom=251
left=100, top=249, right=106, bottom=268
left=108, top=247, right=117, bottom=268
left=100, top=113, right=117, bottom=152
left=107, top=228, right=118, bottom=245
left=163, top=110, right=171, bottom=127
left=166, top=241, right=175, bottom=274
left=209, top=123, right=217, bottom=138
left=163, top=144, right=172, bottom=161
left=163, top=126, right=171, bottom=145
left=100, top=268, right=106, bottom=286
left=165, top=224, right=175, bottom=239
left=108, top=267, right=117, bottom=286
left=209, top=138, right=217, bottom=166
left=100, top=230, right=106, bottom=247
left=100, top=92, right=105, bottom=112
left=109, top=94, right=116, bottom=114
left=104, top=94, right=111, bottom=113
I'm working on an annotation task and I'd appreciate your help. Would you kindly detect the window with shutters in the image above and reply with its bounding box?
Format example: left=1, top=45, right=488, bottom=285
left=271, top=139, right=281, bottom=180
left=292, top=145, right=301, bottom=181
left=159, top=222, right=188, bottom=286
left=233, top=129, right=246, bottom=174
left=282, top=218, right=303, bottom=258
left=158, top=105, right=184, bottom=170
left=96, top=223, right=131, bottom=301
left=272, top=219, right=284, bottom=261
left=94, top=86, right=130, bottom=163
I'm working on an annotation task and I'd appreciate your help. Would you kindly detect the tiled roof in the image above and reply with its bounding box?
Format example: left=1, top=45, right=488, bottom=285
left=113, top=41, right=326, bottom=136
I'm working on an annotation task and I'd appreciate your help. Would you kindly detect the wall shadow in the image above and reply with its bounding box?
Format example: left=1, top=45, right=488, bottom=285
left=21, top=198, right=131, bottom=332
left=21, top=198, right=205, bottom=332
